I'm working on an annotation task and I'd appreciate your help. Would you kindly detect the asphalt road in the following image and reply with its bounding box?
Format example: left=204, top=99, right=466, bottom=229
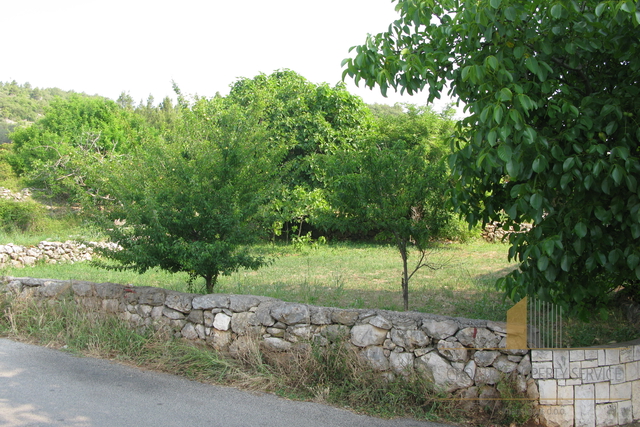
left=0, top=338, right=455, bottom=427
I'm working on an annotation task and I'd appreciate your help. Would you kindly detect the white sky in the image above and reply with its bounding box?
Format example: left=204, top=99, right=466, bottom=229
left=1, top=0, right=456, bottom=111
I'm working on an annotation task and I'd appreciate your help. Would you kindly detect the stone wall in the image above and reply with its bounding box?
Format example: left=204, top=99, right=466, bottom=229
left=532, top=345, right=640, bottom=427
left=0, top=187, right=31, bottom=201
left=1, top=276, right=532, bottom=406
left=0, top=241, right=119, bottom=268
left=3, top=276, right=640, bottom=426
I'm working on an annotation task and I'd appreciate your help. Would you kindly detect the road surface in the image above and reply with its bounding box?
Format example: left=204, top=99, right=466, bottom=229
left=0, top=338, right=455, bottom=427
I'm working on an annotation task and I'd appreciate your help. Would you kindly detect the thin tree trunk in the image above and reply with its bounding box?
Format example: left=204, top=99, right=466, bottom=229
left=398, top=239, right=409, bottom=311
left=204, top=273, right=218, bottom=294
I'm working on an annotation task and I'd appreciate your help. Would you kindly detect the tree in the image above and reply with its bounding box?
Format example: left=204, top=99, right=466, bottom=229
left=226, top=70, right=374, bottom=237
left=94, top=96, right=286, bottom=293
left=8, top=95, right=156, bottom=202
left=312, top=105, right=454, bottom=310
left=342, top=0, right=640, bottom=316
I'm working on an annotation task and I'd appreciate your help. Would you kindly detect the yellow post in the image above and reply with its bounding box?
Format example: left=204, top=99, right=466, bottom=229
left=507, top=296, right=528, bottom=350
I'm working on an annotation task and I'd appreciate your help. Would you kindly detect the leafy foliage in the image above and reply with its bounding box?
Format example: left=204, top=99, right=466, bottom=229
left=343, top=0, right=640, bottom=316
left=8, top=95, right=157, bottom=202
left=313, top=106, right=455, bottom=309
left=93, top=96, right=286, bottom=292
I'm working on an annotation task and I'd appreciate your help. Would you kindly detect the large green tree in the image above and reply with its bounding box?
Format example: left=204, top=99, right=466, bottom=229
left=313, top=105, right=455, bottom=310
left=94, top=96, right=285, bottom=293
left=9, top=95, right=156, bottom=202
left=226, top=70, right=374, bottom=237
left=343, top=0, right=640, bottom=316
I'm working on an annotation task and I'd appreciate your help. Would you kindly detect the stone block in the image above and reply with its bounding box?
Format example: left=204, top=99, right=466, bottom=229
left=575, top=384, right=595, bottom=427
left=192, top=294, right=230, bottom=310
left=558, top=385, right=573, bottom=406
left=475, top=367, right=501, bottom=385
left=213, top=313, right=231, bottom=331
left=595, top=403, right=617, bottom=427
left=414, top=351, right=472, bottom=392
left=360, top=346, right=389, bottom=371
left=271, top=302, right=310, bottom=325
left=229, top=295, right=263, bottom=312
left=532, top=349, right=553, bottom=362
left=610, top=382, right=631, bottom=401
left=186, top=309, right=204, bottom=324
left=605, top=349, right=620, bottom=366
left=553, top=350, right=570, bottom=379
left=595, top=382, right=610, bottom=404
left=571, top=349, right=586, bottom=361
left=162, top=307, right=185, bottom=320
left=610, top=365, right=626, bottom=385
left=618, top=400, right=633, bottom=425
left=633, top=380, right=640, bottom=420
left=493, top=355, right=518, bottom=374
left=585, top=349, right=598, bottom=360
left=533, top=361, right=554, bottom=379
left=538, top=380, right=558, bottom=405
left=231, top=312, right=260, bottom=335
left=389, top=352, right=414, bottom=374
left=165, top=292, right=194, bottom=313
left=331, top=309, right=359, bottom=326
left=421, top=319, right=459, bottom=340
left=391, top=328, right=430, bottom=350
left=620, top=347, right=634, bottom=363
left=539, top=405, right=573, bottom=427
left=368, top=315, right=392, bottom=330
left=625, top=362, right=639, bottom=381
left=308, top=306, right=332, bottom=325
left=351, top=324, right=387, bottom=347
left=474, top=350, right=500, bottom=367
left=437, top=338, right=467, bottom=363
left=455, top=327, right=499, bottom=350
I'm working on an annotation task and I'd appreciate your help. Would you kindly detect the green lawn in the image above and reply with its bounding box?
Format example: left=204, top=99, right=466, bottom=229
left=1, top=239, right=517, bottom=321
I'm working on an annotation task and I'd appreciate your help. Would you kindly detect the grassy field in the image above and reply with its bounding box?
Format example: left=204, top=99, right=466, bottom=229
left=2, top=234, right=639, bottom=347
left=0, top=239, right=517, bottom=321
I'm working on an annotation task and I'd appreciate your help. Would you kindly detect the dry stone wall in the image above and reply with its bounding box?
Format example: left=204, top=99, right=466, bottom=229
left=1, top=276, right=532, bottom=408
left=4, top=276, right=640, bottom=426
left=0, top=241, right=119, bottom=269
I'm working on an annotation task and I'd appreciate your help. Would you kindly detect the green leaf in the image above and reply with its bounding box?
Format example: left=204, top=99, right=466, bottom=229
left=574, top=221, right=588, bottom=238
left=487, top=130, right=497, bottom=146
left=621, top=0, right=635, bottom=13
left=525, top=57, right=539, bottom=75
left=490, top=0, right=502, bottom=9
left=561, top=254, right=571, bottom=272
left=498, top=144, right=512, bottom=162
left=499, top=88, right=513, bottom=101
left=493, top=105, right=504, bottom=124
left=537, top=255, right=549, bottom=271
left=530, top=193, right=543, bottom=210
left=542, top=238, right=555, bottom=256
left=550, top=3, right=563, bottom=18
left=630, top=254, right=640, bottom=270
left=513, top=45, right=525, bottom=58
left=486, top=56, right=499, bottom=70
left=532, top=156, right=547, bottom=173
left=612, top=165, right=625, bottom=185
left=563, top=156, right=575, bottom=172
left=595, top=2, right=606, bottom=16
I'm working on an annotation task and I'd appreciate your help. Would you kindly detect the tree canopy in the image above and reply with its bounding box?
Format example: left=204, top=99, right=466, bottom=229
left=93, top=96, right=286, bottom=293
left=343, top=0, right=640, bottom=316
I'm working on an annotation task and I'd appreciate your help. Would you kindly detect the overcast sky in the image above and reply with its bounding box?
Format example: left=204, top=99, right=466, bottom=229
left=1, top=0, right=456, bottom=110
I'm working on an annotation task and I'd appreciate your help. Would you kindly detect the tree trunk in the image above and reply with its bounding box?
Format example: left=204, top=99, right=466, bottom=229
left=398, top=239, right=409, bottom=311
left=204, top=273, right=218, bottom=294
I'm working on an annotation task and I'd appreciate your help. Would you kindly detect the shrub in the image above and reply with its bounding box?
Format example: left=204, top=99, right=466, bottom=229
left=0, top=199, right=47, bottom=233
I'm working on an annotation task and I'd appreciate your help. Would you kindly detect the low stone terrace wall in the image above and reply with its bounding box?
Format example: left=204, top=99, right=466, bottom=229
left=0, top=241, right=119, bottom=268
left=2, top=276, right=640, bottom=427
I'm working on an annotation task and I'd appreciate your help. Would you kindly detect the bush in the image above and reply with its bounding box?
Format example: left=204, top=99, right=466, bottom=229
left=0, top=199, right=46, bottom=233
